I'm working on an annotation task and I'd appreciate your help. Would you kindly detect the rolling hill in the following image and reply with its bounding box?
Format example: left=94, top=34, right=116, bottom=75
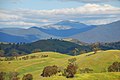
left=0, top=50, right=120, bottom=80
left=0, top=39, right=91, bottom=56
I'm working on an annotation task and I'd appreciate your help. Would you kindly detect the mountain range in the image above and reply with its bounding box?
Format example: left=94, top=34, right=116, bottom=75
left=0, top=20, right=120, bottom=43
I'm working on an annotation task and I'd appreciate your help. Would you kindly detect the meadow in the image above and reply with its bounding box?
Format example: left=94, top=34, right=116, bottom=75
left=0, top=50, right=120, bottom=80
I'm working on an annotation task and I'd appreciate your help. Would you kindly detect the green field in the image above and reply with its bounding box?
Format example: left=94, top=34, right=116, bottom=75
left=0, top=50, right=120, bottom=80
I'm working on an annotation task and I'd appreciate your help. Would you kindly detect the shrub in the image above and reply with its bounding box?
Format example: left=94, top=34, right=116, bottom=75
left=108, top=62, right=120, bottom=72
left=12, top=77, right=20, bottom=80
left=0, top=72, right=6, bottom=80
left=41, top=55, right=48, bottom=58
left=65, top=63, right=78, bottom=78
left=8, top=72, right=19, bottom=80
left=41, top=65, right=58, bottom=77
left=68, top=58, right=76, bottom=64
left=79, top=68, right=93, bottom=74
left=22, top=74, right=33, bottom=80
left=30, top=55, right=36, bottom=59
left=63, top=58, right=78, bottom=78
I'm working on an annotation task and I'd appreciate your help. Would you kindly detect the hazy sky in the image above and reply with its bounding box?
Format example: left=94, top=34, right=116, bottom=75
left=0, top=0, right=120, bottom=28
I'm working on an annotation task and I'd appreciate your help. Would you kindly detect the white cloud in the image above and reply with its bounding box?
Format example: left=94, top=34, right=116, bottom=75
left=84, top=18, right=120, bottom=25
left=0, top=4, right=120, bottom=28
left=15, top=4, right=120, bottom=16
left=0, top=21, right=37, bottom=26
left=0, top=12, right=23, bottom=21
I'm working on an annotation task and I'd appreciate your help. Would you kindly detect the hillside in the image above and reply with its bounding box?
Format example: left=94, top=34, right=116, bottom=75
left=71, top=20, right=120, bottom=43
left=0, top=39, right=91, bottom=56
left=0, top=50, right=120, bottom=80
left=1, top=39, right=120, bottom=56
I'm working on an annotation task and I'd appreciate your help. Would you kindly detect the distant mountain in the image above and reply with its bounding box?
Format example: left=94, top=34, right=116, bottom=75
left=0, top=32, right=29, bottom=43
left=71, top=20, right=120, bottom=43
left=38, top=20, right=96, bottom=37
left=53, top=20, right=89, bottom=29
left=0, top=20, right=120, bottom=43
left=0, top=27, right=59, bottom=43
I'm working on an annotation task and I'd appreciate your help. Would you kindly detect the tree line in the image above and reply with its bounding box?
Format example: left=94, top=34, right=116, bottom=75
left=0, top=39, right=120, bottom=57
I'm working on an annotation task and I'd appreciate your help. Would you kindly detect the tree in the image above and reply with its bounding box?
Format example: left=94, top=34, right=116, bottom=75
left=41, top=65, right=58, bottom=77
left=72, top=48, right=79, bottom=56
left=0, top=72, right=6, bottom=80
left=32, top=49, right=41, bottom=53
left=22, top=74, right=33, bottom=80
left=108, top=62, right=120, bottom=72
left=8, top=72, right=19, bottom=80
left=0, top=50, right=4, bottom=57
left=10, top=49, right=19, bottom=60
left=91, top=43, right=100, bottom=54
left=64, top=58, right=78, bottom=78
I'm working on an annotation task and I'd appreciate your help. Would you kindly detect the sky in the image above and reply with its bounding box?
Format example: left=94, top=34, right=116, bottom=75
left=0, top=0, right=120, bottom=28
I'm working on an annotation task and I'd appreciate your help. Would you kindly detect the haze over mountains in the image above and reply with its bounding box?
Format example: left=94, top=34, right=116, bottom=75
left=0, top=20, right=120, bottom=43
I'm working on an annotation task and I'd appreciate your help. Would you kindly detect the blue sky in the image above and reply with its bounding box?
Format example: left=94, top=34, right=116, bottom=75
left=1, top=0, right=120, bottom=10
left=0, top=0, right=120, bottom=28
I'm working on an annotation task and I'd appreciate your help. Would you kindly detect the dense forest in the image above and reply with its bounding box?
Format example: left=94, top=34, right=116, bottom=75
left=0, top=39, right=120, bottom=57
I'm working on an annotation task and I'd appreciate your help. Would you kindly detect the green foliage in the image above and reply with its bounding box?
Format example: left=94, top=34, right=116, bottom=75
left=0, top=39, right=91, bottom=56
left=0, top=40, right=120, bottom=57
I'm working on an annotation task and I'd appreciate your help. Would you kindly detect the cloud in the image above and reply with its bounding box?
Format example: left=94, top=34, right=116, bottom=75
left=61, top=0, right=120, bottom=3
left=0, top=21, right=37, bottom=27
left=83, top=17, right=120, bottom=25
left=0, top=12, right=23, bottom=21
left=17, top=4, right=120, bottom=16
left=0, top=4, right=120, bottom=28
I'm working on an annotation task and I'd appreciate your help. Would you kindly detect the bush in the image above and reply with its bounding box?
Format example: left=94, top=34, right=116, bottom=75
left=108, top=62, right=120, bottom=72
left=66, top=63, right=77, bottom=78
left=79, top=68, right=93, bottom=74
left=8, top=72, right=19, bottom=80
left=0, top=72, right=6, bottom=80
left=5, top=57, right=15, bottom=61
left=41, top=65, right=58, bottom=77
left=41, top=55, right=48, bottom=58
left=22, top=74, right=33, bottom=80
left=64, top=58, right=78, bottom=78
left=68, top=58, right=76, bottom=63
left=12, top=77, right=20, bottom=80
